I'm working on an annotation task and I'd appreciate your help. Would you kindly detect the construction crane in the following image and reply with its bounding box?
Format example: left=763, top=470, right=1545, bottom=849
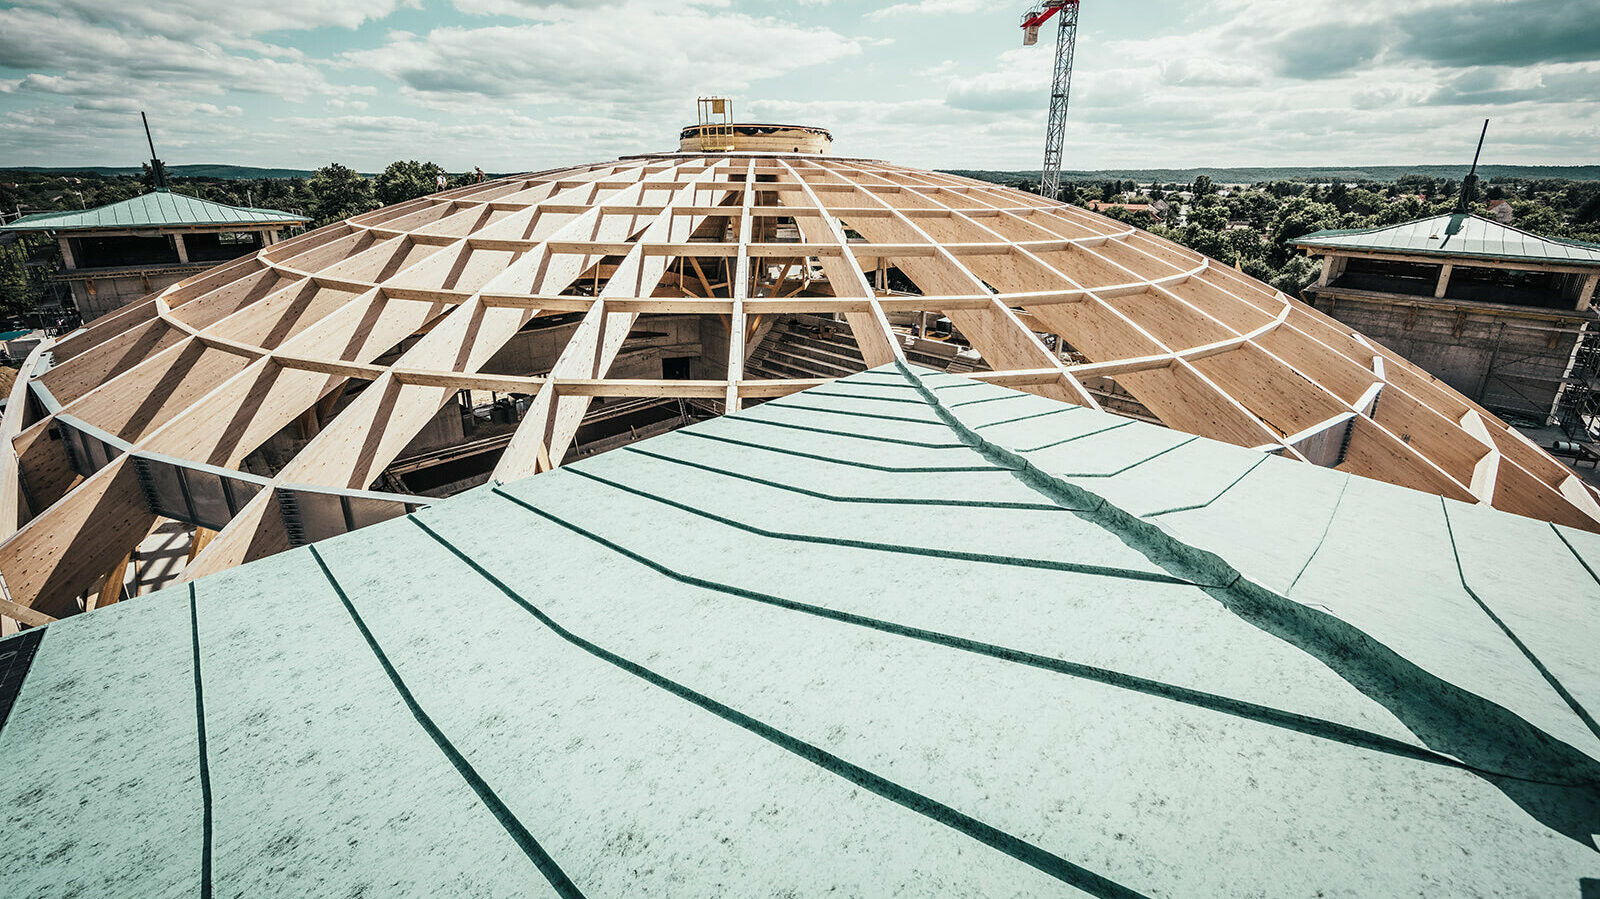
left=1020, top=1, right=1080, bottom=201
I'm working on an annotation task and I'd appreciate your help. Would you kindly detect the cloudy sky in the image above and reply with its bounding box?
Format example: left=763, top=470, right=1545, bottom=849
left=0, top=0, right=1595, bottom=172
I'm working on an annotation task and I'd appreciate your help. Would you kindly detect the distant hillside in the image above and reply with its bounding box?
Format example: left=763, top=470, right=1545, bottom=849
left=943, top=164, right=1600, bottom=184
left=14, top=162, right=1599, bottom=184
left=9, top=164, right=325, bottom=179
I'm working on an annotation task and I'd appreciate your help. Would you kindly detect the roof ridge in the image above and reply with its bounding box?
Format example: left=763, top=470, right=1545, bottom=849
left=0, top=187, right=309, bottom=231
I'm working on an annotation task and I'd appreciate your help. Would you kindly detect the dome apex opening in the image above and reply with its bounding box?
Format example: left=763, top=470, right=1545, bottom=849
left=677, top=122, right=833, bottom=155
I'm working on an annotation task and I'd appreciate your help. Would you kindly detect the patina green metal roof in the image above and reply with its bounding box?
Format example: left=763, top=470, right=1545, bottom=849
left=1293, top=212, right=1600, bottom=266
left=0, top=189, right=308, bottom=233
left=2, top=365, right=1597, bottom=897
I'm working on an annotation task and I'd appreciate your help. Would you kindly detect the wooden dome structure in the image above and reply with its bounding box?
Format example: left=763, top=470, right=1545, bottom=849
left=3, top=148, right=1597, bottom=624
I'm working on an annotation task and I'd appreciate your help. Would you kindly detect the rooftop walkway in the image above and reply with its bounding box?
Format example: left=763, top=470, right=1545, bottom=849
left=2, top=365, right=1598, bottom=897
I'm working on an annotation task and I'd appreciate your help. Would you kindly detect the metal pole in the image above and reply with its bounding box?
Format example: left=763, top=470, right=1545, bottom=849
left=141, top=111, right=167, bottom=191
left=1457, top=119, right=1488, bottom=213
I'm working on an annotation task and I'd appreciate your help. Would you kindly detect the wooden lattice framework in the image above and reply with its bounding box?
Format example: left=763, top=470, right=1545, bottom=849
left=3, top=151, right=1597, bottom=623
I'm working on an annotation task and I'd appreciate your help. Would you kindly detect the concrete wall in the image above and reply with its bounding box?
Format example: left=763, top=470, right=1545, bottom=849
left=1307, top=291, right=1586, bottom=419
left=69, top=272, right=191, bottom=322
left=399, top=401, right=467, bottom=457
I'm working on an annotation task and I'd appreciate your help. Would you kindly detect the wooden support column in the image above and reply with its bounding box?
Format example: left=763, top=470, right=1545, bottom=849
left=92, top=552, right=132, bottom=610
left=1312, top=253, right=1346, bottom=288
left=1578, top=272, right=1598, bottom=312
left=1434, top=263, right=1454, bottom=299
left=727, top=160, right=756, bottom=412
left=58, top=236, right=77, bottom=270
left=173, top=233, right=190, bottom=265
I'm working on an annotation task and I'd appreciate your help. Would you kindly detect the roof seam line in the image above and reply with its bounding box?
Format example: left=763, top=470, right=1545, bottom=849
left=1440, top=500, right=1600, bottom=743
left=974, top=407, right=1085, bottom=430
left=722, top=415, right=968, bottom=450
left=306, top=545, right=586, bottom=898
left=1286, top=475, right=1352, bottom=596
left=554, top=467, right=1168, bottom=582
left=1043, top=435, right=1204, bottom=480
left=789, top=389, right=930, bottom=405
left=187, top=584, right=214, bottom=899
left=407, top=508, right=1147, bottom=899
left=465, top=486, right=1509, bottom=781
left=1143, top=453, right=1273, bottom=518
left=762, top=400, right=950, bottom=426
left=895, top=362, right=1600, bottom=794
left=1549, top=523, right=1600, bottom=588
left=677, top=429, right=988, bottom=474
left=615, top=446, right=1068, bottom=512
left=1017, top=420, right=1137, bottom=454
left=947, top=394, right=1029, bottom=409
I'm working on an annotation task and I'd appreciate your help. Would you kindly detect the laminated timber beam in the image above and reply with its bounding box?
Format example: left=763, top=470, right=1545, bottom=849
left=726, top=160, right=758, bottom=411
left=188, top=159, right=690, bottom=576
left=492, top=164, right=741, bottom=481
left=776, top=158, right=903, bottom=372
left=803, top=160, right=1094, bottom=408
left=3, top=152, right=1596, bottom=615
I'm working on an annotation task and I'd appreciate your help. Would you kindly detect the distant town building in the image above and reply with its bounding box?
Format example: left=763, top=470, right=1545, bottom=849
left=1293, top=212, right=1600, bottom=421
left=0, top=189, right=308, bottom=321
left=1486, top=198, right=1515, bottom=224
left=1086, top=200, right=1164, bottom=221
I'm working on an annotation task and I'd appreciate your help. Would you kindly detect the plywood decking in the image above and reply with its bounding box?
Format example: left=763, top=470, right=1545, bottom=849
left=2, top=366, right=1596, bottom=897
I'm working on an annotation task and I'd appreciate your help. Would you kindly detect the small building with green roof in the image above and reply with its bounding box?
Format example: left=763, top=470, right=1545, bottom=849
left=1292, top=213, right=1600, bottom=423
left=0, top=189, right=308, bottom=321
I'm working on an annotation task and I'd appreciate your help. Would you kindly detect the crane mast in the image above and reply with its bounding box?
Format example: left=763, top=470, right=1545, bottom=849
left=1020, top=1, right=1080, bottom=200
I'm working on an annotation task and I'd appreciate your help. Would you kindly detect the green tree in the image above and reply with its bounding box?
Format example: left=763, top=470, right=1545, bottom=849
left=375, top=160, right=448, bottom=206
left=1268, top=196, right=1338, bottom=265
left=308, top=163, right=377, bottom=227
left=1512, top=202, right=1562, bottom=234
left=1191, top=175, right=1215, bottom=198
left=1329, top=180, right=1350, bottom=213
left=1270, top=255, right=1322, bottom=297
left=139, top=160, right=170, bottom=191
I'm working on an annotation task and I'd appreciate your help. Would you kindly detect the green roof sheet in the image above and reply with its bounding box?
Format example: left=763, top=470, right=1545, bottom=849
left=1292, top=212, right=1600, bottom=266
left=0, top=190, right=309, bottom=233
left=2, top=365, right=1598, bottom=896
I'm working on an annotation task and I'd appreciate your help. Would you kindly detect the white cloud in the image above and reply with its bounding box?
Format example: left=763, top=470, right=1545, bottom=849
left=0, top=8, right=337, bottom=102
left=6, top=0, right=416, bottom=43
left=0, top=0, right=1595, bottom=171
left=865, top=0, right=1006, bottom=23
left=452, top=0, right=731, bottom=16
left=344, top=7, right=862, bottom=105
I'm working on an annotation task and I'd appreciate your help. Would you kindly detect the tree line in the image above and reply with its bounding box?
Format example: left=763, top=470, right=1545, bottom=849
left=974, top=174, right=1600, bottom=297
left=0, top=161, right=482, bottom=317
left=4, top=163, right=1599, bottom=320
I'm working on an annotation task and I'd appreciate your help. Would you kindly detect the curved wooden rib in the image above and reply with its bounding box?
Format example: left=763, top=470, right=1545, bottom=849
left=2, top=152, right=1595, bottom=617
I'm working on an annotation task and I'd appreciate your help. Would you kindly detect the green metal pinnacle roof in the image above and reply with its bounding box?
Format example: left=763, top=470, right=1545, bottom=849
left=0, top=189, right=309, bottom=233
left=1293, top=212, right=1600, bottom=266
left=2, top=365, right=1598, bottom=897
